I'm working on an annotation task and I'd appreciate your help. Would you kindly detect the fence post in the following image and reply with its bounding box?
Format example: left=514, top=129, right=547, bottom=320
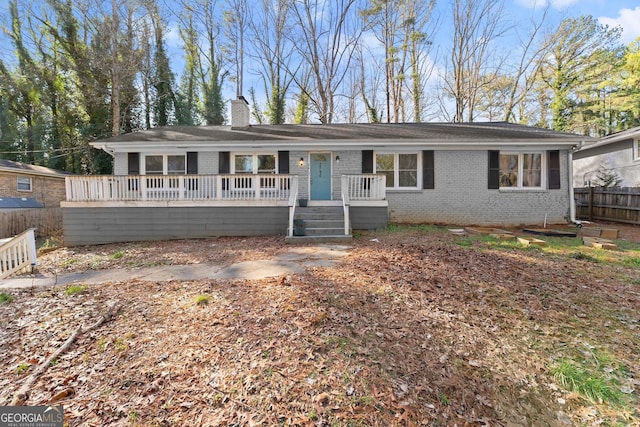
left=26, top=228, right=37, bottom=271
left=588, top=185, right=594, bottom=221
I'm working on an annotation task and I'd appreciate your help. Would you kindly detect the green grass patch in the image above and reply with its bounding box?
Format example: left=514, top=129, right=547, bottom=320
left=551, top=347, right=633, bottom=407
left=110, top=250, right=125, bottom=259
left=552, top=359, right=623, bottom=405
left=455, top=238, right=474, bottom=247
left=194, top=294, right=211, bottom=305
left=621, top=256, right=640, bottom=268
left=379, top=223, right=445, bottom=234
left=0, top=292, right=14, bottom=304
left=65, top=284, right=88, bottom=296
left=16, top=362, right=30, bottom=374
left=60, top=257, right=79, bottom=268
left=569, top=251, right=600, bottom=263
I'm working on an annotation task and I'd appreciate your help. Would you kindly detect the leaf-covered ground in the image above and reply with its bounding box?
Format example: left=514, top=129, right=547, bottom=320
left=1, top=224, right=639, bottom=426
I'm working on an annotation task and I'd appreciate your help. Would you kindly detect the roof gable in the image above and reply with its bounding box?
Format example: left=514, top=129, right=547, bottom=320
left=0, top=159, right=73, bottom=178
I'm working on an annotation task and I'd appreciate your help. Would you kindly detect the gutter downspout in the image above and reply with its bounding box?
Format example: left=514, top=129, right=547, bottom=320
left=568, top=141, right=585, bottom=227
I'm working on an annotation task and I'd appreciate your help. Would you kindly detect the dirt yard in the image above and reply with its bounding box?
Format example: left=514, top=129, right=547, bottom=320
left=1, top=223, right=639, bottom=426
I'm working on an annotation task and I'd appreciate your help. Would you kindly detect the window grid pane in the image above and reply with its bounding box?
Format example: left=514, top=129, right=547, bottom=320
left=145, top=155, right=163, bottom=175
left=499, top=154, right=518, bottom=187
left=522, top=153, right=541, bottom=187
left=167, top=155, right=186, bottom=175
left=398, top=154, right=418, bottom=187
left=235, top=155, right=253, bottom=173
left=258, top=155, right=276, bottom=173
left=17, top=177, right=32, bottom=191
left=376, top=154, right=395, bottom=188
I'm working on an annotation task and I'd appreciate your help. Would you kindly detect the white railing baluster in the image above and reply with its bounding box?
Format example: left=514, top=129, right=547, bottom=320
left=340, top=174, right=386, bottom=201
left=64, top=174, right=304, bottom=203
left=0, top=228, right=37, bottom=280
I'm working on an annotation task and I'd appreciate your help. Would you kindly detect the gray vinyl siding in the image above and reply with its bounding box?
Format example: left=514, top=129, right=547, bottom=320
left=63, top=206, right=288, bottom=246
left=573, top=139, right=639, bottom=187
left=349, top=206, right=388, bottom=230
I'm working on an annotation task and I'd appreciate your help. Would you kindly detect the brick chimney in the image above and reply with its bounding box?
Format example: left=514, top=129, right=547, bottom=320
left=230, top=96, right=250, bottom=129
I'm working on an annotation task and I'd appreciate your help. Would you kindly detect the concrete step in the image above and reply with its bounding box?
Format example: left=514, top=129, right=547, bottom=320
left=285, top=235, right=353, bottom=244
left=304, top=227, right=346, bottom=236
left=303, top=219, right=345, bottom=228
left=292, top=205, right=349, bottom=238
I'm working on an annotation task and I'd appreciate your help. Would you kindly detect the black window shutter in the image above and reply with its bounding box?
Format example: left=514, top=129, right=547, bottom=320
left=362, top=150, right=374, bottom=173
left=488, top=150, right=500, bottom=189
left=278, top=151, right=290, bottom=174
left=128, top=153, right=140, bottom=175
left=548, top=150, right=561, bottom=190
left=219, top=152, right=230, bottom=174
left=422, top=150, right=434, bottom=189
left=187, top=152, right=198, bottom=174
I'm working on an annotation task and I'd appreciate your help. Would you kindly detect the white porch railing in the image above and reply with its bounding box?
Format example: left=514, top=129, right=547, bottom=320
left=341, top=174, right=386, bottom=201
left=0, top=228, right=37, bottom=280
left=65, top=174, right=297, bottom=203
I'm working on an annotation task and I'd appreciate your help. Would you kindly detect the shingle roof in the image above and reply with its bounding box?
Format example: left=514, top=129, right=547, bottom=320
left=0, top=159, right=73, bottom=177
left=97, top=122, right=590, bottom=143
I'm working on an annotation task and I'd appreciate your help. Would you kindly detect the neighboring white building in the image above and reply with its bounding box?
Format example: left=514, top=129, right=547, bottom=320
left=573, top=126, right=640, bottom=188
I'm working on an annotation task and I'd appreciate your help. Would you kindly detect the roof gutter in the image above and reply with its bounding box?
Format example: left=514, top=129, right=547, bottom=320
left=99, top=144, right=116, bottom=157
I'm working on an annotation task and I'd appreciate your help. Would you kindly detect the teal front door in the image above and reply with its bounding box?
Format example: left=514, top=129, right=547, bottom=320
left=310, top=153, right=331, bottom=200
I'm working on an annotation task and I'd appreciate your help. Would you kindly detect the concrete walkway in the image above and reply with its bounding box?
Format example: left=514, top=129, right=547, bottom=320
left=0, top=245, right=351, bottom=289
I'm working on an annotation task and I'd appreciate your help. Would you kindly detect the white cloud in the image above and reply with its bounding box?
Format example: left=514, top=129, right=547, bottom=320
left=514, top=0, right=579, bottom=9
left=549, top=0, right=579, bottom=8
left=599, top=7, right=640, bottom=45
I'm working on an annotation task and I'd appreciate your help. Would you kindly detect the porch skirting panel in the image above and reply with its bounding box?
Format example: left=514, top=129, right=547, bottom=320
left=62, top=206, right=288, bottom=246
left=349, top=206, right=389, bottom=230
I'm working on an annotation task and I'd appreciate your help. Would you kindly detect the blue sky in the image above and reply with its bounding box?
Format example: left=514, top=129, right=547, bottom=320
left=0, top=0, right=638, bottom=122
left=512, top=0, right=640, bottom=44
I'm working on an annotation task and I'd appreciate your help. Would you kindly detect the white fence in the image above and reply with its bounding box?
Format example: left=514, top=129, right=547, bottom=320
left=341, top=174, right=386, bottom=201
left=0, top=228, right=37, bottom=280
left=66, top=174, right=298, bottom=203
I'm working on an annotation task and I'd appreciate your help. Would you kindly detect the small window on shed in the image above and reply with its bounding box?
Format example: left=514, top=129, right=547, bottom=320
left=17, top=176, right=32, bottom=192
left=634, top=140, right=640, bottom=161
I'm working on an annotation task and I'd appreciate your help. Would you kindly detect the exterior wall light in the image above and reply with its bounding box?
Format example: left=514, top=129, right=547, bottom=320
left=298, top=157, right=305, bottom=167
left=335, top=155, right=340, bottom=163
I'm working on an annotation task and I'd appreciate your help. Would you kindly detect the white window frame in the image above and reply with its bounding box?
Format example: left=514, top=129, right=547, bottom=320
left=17, top=176, right=32, bottom=192
left=374, top=152, right=421, bottom=190
left=499, top=151, right=546, bottom=190
left=633, top=139, right=640, bottom=161
left=231, top=153, right=277, bottom=174
left=141, top=154, right=186, bottom=175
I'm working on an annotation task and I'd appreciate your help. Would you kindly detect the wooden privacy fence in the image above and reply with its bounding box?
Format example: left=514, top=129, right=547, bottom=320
left=575, top=187, right=640, bottom=225
left=0, top=208, right=63, bottom=239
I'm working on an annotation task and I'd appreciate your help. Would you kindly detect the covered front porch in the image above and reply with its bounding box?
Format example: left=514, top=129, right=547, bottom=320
left=61, top=174, right=388, bottom=245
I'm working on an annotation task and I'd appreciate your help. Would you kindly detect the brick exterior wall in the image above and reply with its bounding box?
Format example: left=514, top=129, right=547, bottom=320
left=115, top=152, right=220, bottom=175
left=109, top=148, right=571, bottom=227
left=113, top=153, right=128, bottom=175
left=387, top=150, right=571, bottom=226
left=0, top=172, right=67, bottom=207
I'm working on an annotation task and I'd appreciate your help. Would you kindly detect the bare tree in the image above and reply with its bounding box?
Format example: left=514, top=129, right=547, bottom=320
left=288, top=0, right=364, bottom=124
left=444, top=0, right=507, bottom=122
left=247, top=0, right=297, bottom=124
left=224, top=0, right=249, bottom=98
